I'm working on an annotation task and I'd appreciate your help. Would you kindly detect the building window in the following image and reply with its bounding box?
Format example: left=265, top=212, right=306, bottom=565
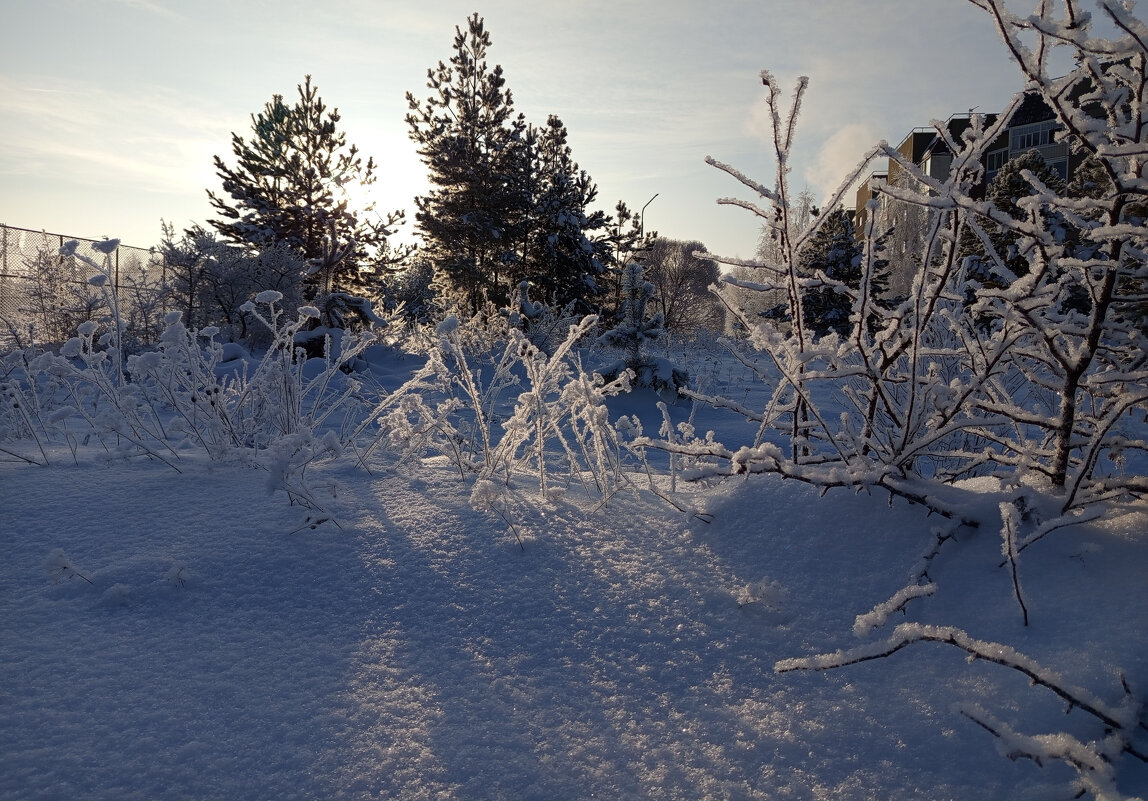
left=1010, top=120, right=1061, bottom=153
left=986, top=149, right=1008, bottom=173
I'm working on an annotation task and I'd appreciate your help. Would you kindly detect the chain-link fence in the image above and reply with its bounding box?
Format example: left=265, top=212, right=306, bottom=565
left=0, top=224, right=169, bottom=350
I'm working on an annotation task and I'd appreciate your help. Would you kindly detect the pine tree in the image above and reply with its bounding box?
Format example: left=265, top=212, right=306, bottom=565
left=207, top=76, right=407, bottom=304
left=596, top=200, right=655, bottom=318
left=519, top=115, right=610, bottom=311
left=406, top=14, right=529, bottom=314
left=408, top=15, right=639, bottom=317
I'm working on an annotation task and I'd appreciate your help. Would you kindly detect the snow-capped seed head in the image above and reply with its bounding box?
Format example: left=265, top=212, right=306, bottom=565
left=88, top=274, right=108, bottom=287
left=48, top=406, right=77, bottom=423
left=469, top=479, right=501, bottom=510
left=59, top=240, right=79, bottom=257
left=164, top=311, right=183, bottom=325
left=61, top=337, right=82, bottom=358
left=130, top=351, right=162, bottom=371
left=254, top=290, right=283, bottom=305
left=298, top=306, right=320, bottom=319
left=77, top=321, right=98, bottom=336
left=93, top=239, right=120, bottom=254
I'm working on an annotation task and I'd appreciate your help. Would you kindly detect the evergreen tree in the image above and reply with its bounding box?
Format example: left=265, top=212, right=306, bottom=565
left=598, top=259, right=688, bottom=398
left=519, top=115, right=610, bottom=311
left=406, top=14, right=529, bottom=314
left=383, top=256, right=437, bottom=324
left=1064, top=154, right=1147, bottom=329
left=797, top=208, right=868, bottom=338
left=598, top=260, right=665, bottom=371
left=961, top=148, right=1066, bottom=286
left=207, top=76, right=408, bottom=303
left=596, top=200, right=655, bottom=318
left=408, top=15, right=638, bottom=317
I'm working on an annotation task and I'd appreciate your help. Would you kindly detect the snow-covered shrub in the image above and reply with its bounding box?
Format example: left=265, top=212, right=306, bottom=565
left=482, top=314, right=631, bottom=497
left=637, top=3, right=1148, bottom=796
left=359, top=312, right=631, bottom=508
left=6, top=243, right=107, bottom=349
left=160, top=228, right=307, bottom=344
left=0, top=292, right=374, bottom=525
left=649, top=14, right=1147, bottom=518
left=0, top=234, right=166, bottom=355
left=512, top=280, right=588, bottom=357
left=140, top=293, right=373, bottom=456
left=116, top=259, right=170, bottom=352
left=776, top=622, right=1146, bottom=801
left=382, top=257, right=436, bottom=324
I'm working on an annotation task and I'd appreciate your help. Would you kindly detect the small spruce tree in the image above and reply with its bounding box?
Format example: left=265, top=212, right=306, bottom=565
left=596, top=200, right=654, bottom=318
left=598, top=260, right=687, bottom=398
left=599, top=261, right=663, bottom=366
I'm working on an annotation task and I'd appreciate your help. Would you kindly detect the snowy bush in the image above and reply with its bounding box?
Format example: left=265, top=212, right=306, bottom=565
left=0, top=290, right=375, bottom=522
left=512, top=280, right=588, bottom=357
left=356, top=311, right=631, bottom=512
left=159, top=227, right=307, bottom=344
left=651, top=7, right=1147, bottom=520
left=627, top=2, right=1148, bottom=796
left=6, top=244, right=108, bottom=349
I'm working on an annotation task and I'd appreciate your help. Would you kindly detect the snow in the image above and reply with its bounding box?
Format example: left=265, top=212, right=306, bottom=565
left=9, top=5, right=1143, bottom=793
left=2, top=337, right=1145, bottom=800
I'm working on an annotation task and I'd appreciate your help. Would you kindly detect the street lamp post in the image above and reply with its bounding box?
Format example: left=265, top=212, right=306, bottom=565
left=640, top=193, right=659, bottom=238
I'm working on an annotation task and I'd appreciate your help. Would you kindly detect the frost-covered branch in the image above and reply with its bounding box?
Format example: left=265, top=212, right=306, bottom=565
left=957, top=703, right=1130, bottom=800
left=852, top=582, right=937, bottom=637
left=775, top=623, right=1136, bottom=737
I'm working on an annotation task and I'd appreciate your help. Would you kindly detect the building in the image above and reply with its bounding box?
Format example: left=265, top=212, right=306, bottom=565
left=853, top=93, right=1083, bottom=235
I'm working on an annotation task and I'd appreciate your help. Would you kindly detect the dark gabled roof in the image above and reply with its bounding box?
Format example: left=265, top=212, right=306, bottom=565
left=920, top=113, right=1001, bottom=159
left=1006, top=92, right=1058, bottom=127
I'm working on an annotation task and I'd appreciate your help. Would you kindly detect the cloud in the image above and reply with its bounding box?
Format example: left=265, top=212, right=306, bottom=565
left=107, top=0, right=185, bottom=21
left=0, top=77, right=230, bottom=194
left=804, top=122, right=882, bottom=205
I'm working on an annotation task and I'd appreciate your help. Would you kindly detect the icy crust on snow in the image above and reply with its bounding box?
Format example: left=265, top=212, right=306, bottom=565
left=1, top=455, right=1145, bottom=800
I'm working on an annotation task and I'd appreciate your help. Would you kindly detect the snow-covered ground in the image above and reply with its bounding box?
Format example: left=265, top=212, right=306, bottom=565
left=2, top=343, right=1146, bottom=800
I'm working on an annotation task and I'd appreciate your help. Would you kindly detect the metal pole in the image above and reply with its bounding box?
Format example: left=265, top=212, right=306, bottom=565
left=640, top=193, right=658, bottom=238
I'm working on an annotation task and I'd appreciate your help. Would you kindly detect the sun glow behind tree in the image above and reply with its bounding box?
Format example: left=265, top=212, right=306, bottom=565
left=334, top=128, right=431, bottom=253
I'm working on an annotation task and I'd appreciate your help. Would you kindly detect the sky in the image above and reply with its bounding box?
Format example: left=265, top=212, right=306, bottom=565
left=0, top=0, right=1065, bottom=259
